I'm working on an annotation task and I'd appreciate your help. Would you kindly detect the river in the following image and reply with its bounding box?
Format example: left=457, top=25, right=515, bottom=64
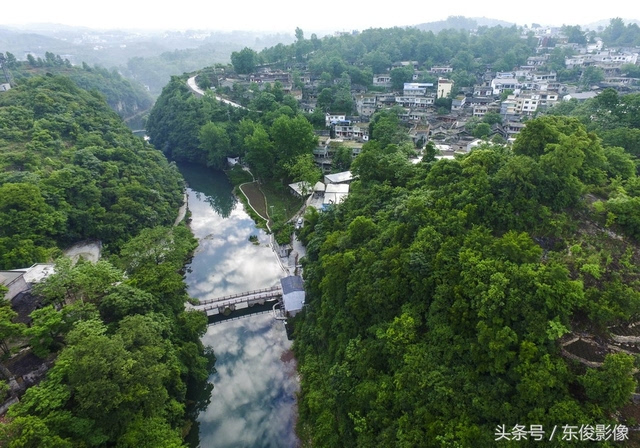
left=178, top=163, right=300, bottom=448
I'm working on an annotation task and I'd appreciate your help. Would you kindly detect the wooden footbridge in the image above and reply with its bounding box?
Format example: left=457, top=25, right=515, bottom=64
left=189, top=285, right=283, bottom=316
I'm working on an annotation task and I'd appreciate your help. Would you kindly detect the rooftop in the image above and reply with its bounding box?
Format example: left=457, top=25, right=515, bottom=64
left=324, top=171, right=354, bottom=184
left=281, top=276, right=304, bottom=294
left=0, top=271, right=24, bottom=286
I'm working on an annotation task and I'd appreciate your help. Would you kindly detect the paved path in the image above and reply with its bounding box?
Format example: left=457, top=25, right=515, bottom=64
left=186, top=76, right=247, bottom=109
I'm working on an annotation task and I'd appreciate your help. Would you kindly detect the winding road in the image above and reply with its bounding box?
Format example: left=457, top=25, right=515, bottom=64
left=186, top=76, right=247, bottom=110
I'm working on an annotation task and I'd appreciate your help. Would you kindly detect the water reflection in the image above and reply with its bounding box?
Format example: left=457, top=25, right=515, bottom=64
left=179, top=162, right=236, bottom=218
left=186, top=196, right=282, bottom=300
left=199, top=315, right=299, bottom=448
left=179, top=164, right=299, bottom=448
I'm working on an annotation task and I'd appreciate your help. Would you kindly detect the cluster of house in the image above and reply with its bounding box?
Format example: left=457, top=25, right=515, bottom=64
left=218, top=25, right=639, bottom=171
left=289, top=170, right=354, bottom=210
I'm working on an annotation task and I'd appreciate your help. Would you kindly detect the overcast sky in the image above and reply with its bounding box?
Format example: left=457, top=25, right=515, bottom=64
left=2, top=0, right=639, bottom=33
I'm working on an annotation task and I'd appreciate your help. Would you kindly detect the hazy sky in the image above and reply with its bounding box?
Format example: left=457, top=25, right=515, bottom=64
left=2, top=0, right=639, bottom=33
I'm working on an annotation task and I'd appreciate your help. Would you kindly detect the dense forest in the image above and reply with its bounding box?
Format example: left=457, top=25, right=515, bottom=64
left=0, top=75, right=184, bottom=269
left=2, top=52, right=154, bottom=122
left=147, top=75, right=319, bottom=181
left=549, top=88, right=640, bottom=158
left=1, top=226, right=214, bottom=447
left=0, top=75, right=214, bottom=446
left=292, top=114, right=640, bottom=446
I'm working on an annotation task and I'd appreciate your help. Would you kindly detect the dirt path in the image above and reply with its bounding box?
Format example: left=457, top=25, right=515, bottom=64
left=174, top=192, right=188, bottom=226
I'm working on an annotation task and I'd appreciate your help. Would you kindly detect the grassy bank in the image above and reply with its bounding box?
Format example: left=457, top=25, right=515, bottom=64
left=225, top=166, right=303, bottom=244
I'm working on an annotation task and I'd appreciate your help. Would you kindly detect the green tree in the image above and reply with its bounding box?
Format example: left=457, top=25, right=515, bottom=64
left=581, top=66, right=604, bottom=88
left=561, top=25, right=586, bottom=44
left=244, top=124, right=276, bottom=180
left=199, top=122, right=231, bottom=169
left=231, top=47, right=259, bottom=74
left=332, top=145, right=353, bottom=172
left=482, top=111, right=502, bottom=126
left=580, top=353, right=636, bottom=411
left=390, top=67, right=413, bottom=91
left=0, top=301, right=26, bottom=355
left=25, top=305, right=66, bottom=357
left=284, top=154, right=321, bottom=195
left=473, top=122, right=491, bottom=138
left=269, top=115, right=318, bottom=164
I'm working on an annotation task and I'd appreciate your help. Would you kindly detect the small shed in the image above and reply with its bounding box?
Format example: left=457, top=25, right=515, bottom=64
left=324, top=171, right=354, bottom=185
left=0, top=271, right=27, bottom=301
left=280, top=276, right=305, bottom=316
left=288, top=181, right=313, bottom=198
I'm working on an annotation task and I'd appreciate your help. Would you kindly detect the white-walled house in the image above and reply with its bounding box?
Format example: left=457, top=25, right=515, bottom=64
left=325, top=113, right=346, bottom=127
left=437, top=78, right=454, bottom=99
left=1, top=264, right=55, bottom=301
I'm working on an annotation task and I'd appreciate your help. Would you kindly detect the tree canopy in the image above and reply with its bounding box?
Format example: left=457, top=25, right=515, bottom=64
left=293, top=116, right=640, bottom=446
left=0, top=75, right=184, bottom=269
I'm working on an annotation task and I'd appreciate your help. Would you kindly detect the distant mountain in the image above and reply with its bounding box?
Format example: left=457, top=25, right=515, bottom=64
left=413, top=16, right=515, bottom=33
left=582, top=18, right=640, bottom=31
left=0, top=25, right=294, bottom=97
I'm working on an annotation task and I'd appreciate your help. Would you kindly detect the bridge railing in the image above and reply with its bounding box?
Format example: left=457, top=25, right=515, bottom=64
left=193, top=290, right=283, bottom=312
left=194, top=285, right=282, bottom=306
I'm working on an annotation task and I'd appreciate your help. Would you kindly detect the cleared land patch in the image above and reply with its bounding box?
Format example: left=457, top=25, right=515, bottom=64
left=240, top=182, right=269, bottom=222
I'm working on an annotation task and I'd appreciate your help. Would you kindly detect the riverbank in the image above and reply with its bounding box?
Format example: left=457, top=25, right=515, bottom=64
left=226, top=165, right=303, bottom=242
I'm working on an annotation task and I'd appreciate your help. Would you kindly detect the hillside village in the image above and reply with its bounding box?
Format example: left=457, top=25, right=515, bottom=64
left=207, top=24, right=640, bottom=174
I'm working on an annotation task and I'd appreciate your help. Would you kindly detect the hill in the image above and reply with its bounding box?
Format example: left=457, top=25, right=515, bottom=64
left=4, top=54, right=154, bottom=124
left=293, top=116, right=640, bottom=446
left=0, top=74, right=184, bottom=269
left=0, top=25, right=295, bottom=96
left=414, top=16, right=515, bottom=33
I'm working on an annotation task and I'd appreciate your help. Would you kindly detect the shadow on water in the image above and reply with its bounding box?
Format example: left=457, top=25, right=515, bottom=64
left=178, top=162, right=236, bottom=219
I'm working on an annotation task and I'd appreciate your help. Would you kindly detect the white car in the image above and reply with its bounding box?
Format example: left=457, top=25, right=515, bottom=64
left=295, top=217, right=303, bottom=229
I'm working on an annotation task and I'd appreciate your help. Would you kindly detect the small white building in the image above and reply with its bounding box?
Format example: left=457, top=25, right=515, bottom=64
left=491, top=78, right=521, bottom=95
left=0, top=83, right=10, bottom=92
left=373, top=75, right=392, bottom=87
left=324, top=171, right=354, bottom=184
left=325, top=113, right=346, bottom=127
left=466, top=139, right=485, bottom=152
left=323, top=183, right=350, bottom=207
left=288, top=181, right=313, bottom=198
left=280, top=276, right=305, bottom=316
left=0, top=272, right=27, bottom=301
left=437, top=78, right=454, bottom=99
left=403, top=82, right=433, bottom=96
left=1, top=264, right=55, bottom=301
